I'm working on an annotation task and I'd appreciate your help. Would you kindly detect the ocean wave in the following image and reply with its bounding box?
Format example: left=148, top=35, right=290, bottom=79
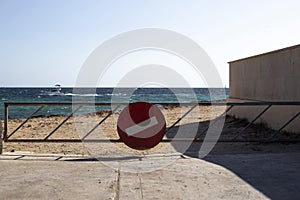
left=64, top=93, right=103, bottom=97
left=105, top=93, right=129, bottom=96
left=40, top=92, right=132, bottom=97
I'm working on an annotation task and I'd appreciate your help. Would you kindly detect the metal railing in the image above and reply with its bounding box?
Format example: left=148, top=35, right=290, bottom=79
left=1, top=101, right=300, bottom=145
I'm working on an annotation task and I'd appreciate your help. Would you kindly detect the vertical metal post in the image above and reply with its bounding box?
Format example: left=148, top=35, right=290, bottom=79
left=0, top=116, right=2, bottom=154
left=4, top=103, right=8, bottom=142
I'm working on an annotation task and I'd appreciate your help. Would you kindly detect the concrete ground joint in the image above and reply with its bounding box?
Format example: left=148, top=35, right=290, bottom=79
left=114, top=167, right=121, bottom=200
left=138, top=173, right=144, bottom=200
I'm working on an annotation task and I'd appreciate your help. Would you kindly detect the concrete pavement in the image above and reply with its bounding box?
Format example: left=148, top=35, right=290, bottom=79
left=0, top=152, right=299, bottom=199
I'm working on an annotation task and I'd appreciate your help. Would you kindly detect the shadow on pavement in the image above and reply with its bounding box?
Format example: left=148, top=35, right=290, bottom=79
left=204, top=153, right=300, bottom=200
left=167, top=116, right=300, bottom=199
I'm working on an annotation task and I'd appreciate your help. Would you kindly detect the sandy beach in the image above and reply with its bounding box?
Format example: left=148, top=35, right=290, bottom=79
left=1, top=105, right=299, bottom=156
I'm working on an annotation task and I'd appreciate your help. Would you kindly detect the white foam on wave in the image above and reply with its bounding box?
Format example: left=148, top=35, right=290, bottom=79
left=64, top=93, right=103, bottom=97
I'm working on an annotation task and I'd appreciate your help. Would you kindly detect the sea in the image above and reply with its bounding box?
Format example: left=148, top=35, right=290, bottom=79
left=0, top=87, right=229, bottom=119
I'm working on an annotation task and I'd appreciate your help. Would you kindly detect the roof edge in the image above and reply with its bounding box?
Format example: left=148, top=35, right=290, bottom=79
left=228, top=44, right=300, bottom=64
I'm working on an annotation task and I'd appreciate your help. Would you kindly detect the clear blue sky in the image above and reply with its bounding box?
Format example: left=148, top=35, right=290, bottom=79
left=1, top=0, right=300, bottom=87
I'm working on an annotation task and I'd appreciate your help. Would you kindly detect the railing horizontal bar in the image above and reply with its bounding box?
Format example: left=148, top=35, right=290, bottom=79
left=162, top=138, right=300, bottom=143
left=5, top=138, right=300, bottom=143
left=5, top=101, right=300, bottom=107
left=6, top=139, right=121, bottom=143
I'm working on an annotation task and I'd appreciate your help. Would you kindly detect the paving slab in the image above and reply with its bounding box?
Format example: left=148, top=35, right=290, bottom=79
left=0, top=158, right=118, bottom=200
left=119, top=157, right=267, bottom=200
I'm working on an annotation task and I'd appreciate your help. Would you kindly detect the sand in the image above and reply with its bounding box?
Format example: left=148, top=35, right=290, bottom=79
left=1, top=105, right=299, bottom=156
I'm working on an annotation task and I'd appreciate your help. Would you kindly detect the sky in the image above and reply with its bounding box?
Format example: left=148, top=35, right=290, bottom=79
left=0, top=0, right=300, bottom=87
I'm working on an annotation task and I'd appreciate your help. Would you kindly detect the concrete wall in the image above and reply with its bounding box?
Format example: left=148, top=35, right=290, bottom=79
left=229, top=45, right=300, bottom=132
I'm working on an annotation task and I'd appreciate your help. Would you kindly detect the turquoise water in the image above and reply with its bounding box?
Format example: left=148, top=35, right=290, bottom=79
left=0, top=87, right=229, bottom=119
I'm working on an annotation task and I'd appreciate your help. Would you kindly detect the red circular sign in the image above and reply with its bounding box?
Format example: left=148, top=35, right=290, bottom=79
left=117, top=102, right=166, bottom=150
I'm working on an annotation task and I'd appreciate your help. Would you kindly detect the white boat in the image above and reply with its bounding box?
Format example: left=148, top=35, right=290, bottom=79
left=46, top=84, right=64, bottom=96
